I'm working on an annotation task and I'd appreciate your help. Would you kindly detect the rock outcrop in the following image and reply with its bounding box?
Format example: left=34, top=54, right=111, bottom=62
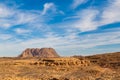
left=19, top=48, right=60, bottom=58
left=31, top=57, right=91, bottom=67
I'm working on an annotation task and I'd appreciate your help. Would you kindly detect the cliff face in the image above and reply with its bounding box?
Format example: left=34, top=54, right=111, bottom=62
left=19, top=48, right=60, bottom=58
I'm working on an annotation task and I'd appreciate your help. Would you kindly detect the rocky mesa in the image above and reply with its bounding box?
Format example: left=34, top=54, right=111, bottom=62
left=19, top=48, right=60, bottom=58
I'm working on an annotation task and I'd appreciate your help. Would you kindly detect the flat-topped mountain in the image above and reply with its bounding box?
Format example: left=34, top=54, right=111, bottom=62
left=19, top=48, right=60, bottom=58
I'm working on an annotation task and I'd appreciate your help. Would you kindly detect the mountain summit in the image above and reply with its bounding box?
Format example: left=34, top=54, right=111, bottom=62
left=19, top=48, right=60, bottom=58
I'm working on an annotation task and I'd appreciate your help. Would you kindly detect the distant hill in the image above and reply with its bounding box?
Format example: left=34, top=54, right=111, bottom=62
left=85, top=52, right=120, bottom=69
left=18, top=48, right=60, bottom=58
left=72, top=52, right=120, bottom=69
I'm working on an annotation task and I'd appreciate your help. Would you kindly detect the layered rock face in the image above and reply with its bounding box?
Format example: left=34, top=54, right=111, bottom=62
left=19, top=48, right=60, bottom=58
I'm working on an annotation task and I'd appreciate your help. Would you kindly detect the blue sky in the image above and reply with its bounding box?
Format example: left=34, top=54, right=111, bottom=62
left=0, top=0, right=120, bottom=57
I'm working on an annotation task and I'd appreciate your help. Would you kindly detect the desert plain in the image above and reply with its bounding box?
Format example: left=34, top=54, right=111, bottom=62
left=0, top=52, right=120, bottom=80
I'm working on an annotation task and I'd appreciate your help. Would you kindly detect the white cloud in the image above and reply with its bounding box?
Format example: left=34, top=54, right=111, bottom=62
left=0, top=1, right=120, bottom=56
left=73, top=9, right=99, bottom=32
left=101, top=0, right=120, bottom=25
left=0, top=34, right=13, bottom=40
left=0, top=28, right=120, bottom=56
left=71, top=0, right=88, bottom=9
left=14, top=28, right=31, bottom=34
left=0, top=3, right=63, bottom=30
left=0, top=4, right=15, bottom=28
left=0, top=4, right=14, bottom=18
left=15, top=12, right=38, bottom=25
left=67, top=0, right=120, bottom=32
left=42, top=3, right=56, bottom=15
left=0, top=4, right=43, bottom=29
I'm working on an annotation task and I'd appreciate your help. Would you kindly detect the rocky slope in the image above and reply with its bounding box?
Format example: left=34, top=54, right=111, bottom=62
left=19, top=48, right=60, bottom=58
left=85, top=52, right=120, bottom=69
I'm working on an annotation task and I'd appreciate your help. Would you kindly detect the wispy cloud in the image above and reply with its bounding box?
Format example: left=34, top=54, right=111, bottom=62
left=71, top=0, right=88, bottom=9
left=101, top=0, right=120, bottom=25
left=14, top=28, right=31, bottom=34
left=42, top=2, right=64, bottom=16
left=73, top=9, right=99, bottom=32
left=42, top=3, right=56, bottom=15
left=66, top=0, right=120, bottom=32
left=0, top=0, right=120, bottom=56
left=0, top=4, right=14, bottom=18
left=0, top=3, right=44, bottom=29
left=0, top=3, right=62, bottom=30
left=0, top=34, right=13, bottom=40
left=0, top=27, right=120, bottom=56
left=0, top=4, right=15, bottom=29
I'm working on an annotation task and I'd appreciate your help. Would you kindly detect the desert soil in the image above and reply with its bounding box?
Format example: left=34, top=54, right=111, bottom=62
left=0, top=55, right=120, bottom=80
